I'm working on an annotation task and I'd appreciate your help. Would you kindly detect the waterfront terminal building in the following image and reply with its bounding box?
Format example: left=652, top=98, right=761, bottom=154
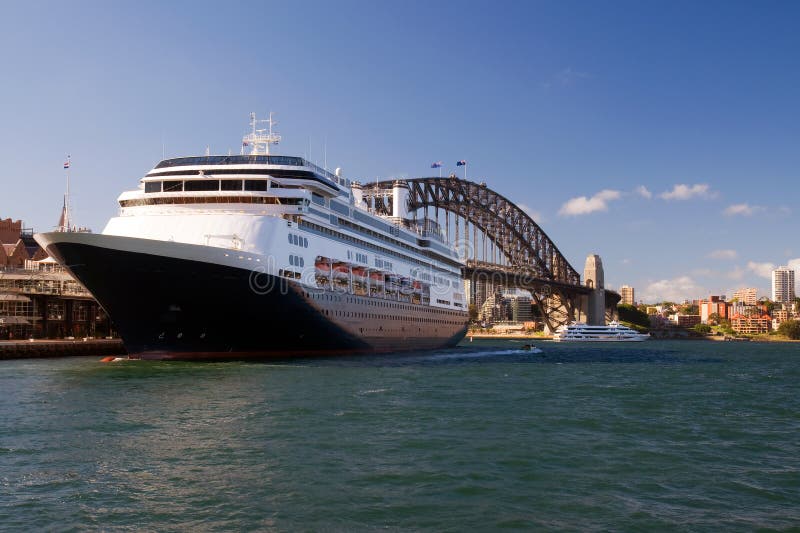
left=0, top=217, right=113, bottom=340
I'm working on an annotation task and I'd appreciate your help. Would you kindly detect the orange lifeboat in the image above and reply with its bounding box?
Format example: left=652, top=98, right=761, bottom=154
left=315, top=257, right=332, bottom=276
left=352, top=267, right=368, bottom=283
left=333, top=263, right=350, bottom=280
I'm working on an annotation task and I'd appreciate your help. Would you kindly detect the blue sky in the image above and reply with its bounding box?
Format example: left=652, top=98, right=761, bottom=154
left=1, top=1, right=798, bottom=302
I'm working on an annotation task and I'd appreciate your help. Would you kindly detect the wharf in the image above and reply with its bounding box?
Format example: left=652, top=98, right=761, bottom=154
left=0, top=339, right=125, bottom=360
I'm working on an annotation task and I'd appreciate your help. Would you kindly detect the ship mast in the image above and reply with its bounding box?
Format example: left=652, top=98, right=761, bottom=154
left=242, top=112, right=281, bottom=155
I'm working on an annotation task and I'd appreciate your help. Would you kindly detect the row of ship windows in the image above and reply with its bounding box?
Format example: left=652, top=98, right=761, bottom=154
left=288, top=234, right=309, bottom=248
left=120, top=196, right=306, bottom=207
left=288, top=255, right=305, bottom=267
left=308, top=292, right=465, bottom=314
left=345, top=250, right=368, bottom=264
left=145, top=179, right=274, bottom=193
left=320, top=306, right=463, bottom=326
left=300, top=219, right=456, bottom=280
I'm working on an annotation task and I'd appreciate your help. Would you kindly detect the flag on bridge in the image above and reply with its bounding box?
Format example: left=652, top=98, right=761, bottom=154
left=456, top=160, right=467, bottom=166
left=431, top=161, right=443, bottom=168
left=63, top=157, right=71, bottom=169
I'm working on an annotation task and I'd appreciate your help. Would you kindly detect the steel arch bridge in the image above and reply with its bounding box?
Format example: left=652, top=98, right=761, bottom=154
left=365, top=177, right=617, bottom=330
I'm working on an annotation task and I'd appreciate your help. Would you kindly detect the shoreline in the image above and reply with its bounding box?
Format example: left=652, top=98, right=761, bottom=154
left=0, top=339, right=125, bottom=360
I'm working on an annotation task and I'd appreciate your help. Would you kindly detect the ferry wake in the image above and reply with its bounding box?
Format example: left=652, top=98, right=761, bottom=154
left=36, top=114, right=469, bottom=359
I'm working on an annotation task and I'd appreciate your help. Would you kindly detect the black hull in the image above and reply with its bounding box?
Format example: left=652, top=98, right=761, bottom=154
left=43, top=238, right=468, bottom=360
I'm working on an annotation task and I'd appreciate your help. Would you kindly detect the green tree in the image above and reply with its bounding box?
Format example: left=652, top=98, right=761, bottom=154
left=693, top=323, right=712, bottom=334
left=468, top=304, right=478, bottom=322
left=681, top=304, right=699, bottom=315
left=759, top=298, right=776, bottom=314
left=617, top=304, right=650, bottom=329
left=777, top=320, right=800, bottom=340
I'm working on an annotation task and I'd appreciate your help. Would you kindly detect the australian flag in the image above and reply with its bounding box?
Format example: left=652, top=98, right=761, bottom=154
left=431, top=161, right=443, bottom=168
left=456, top=160, right=467, bottom=166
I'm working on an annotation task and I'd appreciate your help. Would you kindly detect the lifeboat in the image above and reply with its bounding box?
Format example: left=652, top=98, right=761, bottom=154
left=333, top=262, right=351, bottom=280
left=399, top=277, right=414, bottom=295
left=369, top=271, right=385, bottom=285
left=315, top=257, right=332, bottom=276
left=352, top=267, right=368, bottom=283
left=412, top=280, right=423, bottom=294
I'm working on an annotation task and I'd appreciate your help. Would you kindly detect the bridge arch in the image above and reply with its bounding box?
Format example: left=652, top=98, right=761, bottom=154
left=370, top=177, right=580, bottom=285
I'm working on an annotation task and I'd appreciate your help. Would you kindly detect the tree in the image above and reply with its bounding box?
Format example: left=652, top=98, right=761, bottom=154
left=707, top=312, right=722, bottom=325
left=617, top=304, right=650, bottom=329
left=468, top=304, right=478, bottom=322
left=759, top=298, right=776, bottom=314
left=693, top=323, right=712, bottom=334
left=681, top=304, right=699, bottom=315
left=777, top=320, right=800, bottom=340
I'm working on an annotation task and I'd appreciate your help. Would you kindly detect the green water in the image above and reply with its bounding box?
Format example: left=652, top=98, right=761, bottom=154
left=1, top=340, right=798, bottom=531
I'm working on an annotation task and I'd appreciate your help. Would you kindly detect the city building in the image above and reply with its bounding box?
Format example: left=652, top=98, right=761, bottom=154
left=0, top=214, right=113, bottom=340
left=731, top=313, right=771, bottom=335
left=772, top=266, right=796, bottom=303
left=510, top=295, right=533, bottom=323
left=620, top=285, right=635, bottom=306
left=699, top=295, right=729, bottom=324
left=732, top=287, right=758, bottom=306
left=671, top=314, right=701, bottom=328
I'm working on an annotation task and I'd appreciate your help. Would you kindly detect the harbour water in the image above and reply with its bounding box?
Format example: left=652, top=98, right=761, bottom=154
left=1, top=340, right=798, bottom=530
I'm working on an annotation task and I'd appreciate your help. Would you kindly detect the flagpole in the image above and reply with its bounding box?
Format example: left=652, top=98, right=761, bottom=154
left=65, top=155, right=71, bottom=232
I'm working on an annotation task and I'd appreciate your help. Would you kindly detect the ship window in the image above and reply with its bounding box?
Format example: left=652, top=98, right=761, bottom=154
left=184, top=180, right=220, bottom=192
left=145, top=181, right=161, bottom=193
left=244, top=179, right=268, bottom=191
left=311, top=192, right=325, bottom=206
left=221, top=180, right=243, bottom=191
left=163, top=180, right=183, bottom=192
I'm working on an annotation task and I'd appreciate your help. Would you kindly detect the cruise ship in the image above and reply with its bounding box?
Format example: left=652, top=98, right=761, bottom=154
left=552, top=321, right=650, bottom=342
left=35, top=114, right=468, bottom=359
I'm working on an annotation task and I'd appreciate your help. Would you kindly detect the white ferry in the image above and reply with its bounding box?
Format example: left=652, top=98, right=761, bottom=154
left=552, top=321, right=650, bottom=342
left=36, top=114, right=468, bottom=359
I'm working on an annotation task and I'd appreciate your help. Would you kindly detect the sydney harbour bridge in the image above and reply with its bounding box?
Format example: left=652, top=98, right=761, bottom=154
left=362, top=177, right=620, bottom=331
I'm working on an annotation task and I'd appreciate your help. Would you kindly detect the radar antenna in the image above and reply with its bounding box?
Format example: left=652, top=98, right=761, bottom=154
left=242, top=112, right=281, bottom=155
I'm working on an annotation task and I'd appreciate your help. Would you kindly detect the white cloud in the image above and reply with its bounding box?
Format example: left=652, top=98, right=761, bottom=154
left=640, top=276, right=706, bottom=303
left=542, top=67, right=590, bottom=88
left=788, top=258, right=800, bottom=272
left=659, top=183, right=714, bottom=201
left=726, top=266, right=745, bottom=281
left=747, top=261, right=775, bottom=279
left=558, top=189, right=621, bottom=216
left=723, top=203, right=762, bottom=216
left=517, top=203, right=544, bottom=224
left=708, top=249, right=737, bottom=260
left=635, top=185, right=652, bottom=199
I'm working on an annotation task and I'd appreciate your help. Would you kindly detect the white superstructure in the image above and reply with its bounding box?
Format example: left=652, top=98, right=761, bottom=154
left=104, top=115, right=465, bottom=311
left=552, top=321, right=650, bottom=342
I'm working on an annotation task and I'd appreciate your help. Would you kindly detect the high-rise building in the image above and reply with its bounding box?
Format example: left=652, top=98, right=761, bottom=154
left=510, top=295, right=533, bottom=322
left=732, top=287, right=758, bottom=306
left=772, top=267, right=796, bottom=303
left=620, top=285, right=635, bottom=306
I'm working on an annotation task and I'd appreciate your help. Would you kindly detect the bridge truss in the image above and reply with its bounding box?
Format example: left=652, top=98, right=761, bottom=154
left=364, top=177, right=598, bottom=330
